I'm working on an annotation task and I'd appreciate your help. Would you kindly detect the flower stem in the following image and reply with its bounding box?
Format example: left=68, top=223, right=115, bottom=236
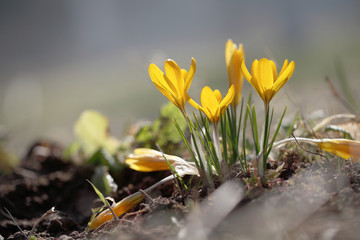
left=213, top=123, right=229, bottom=179
left=258, top=102, right=269, bottom=179
left=213, top=123, right=222, bottom=164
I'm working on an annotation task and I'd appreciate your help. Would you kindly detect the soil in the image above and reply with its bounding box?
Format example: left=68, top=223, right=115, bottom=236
left=0, top=141, right=176, bottom=239
left=2, top=140, right=360, bottom=239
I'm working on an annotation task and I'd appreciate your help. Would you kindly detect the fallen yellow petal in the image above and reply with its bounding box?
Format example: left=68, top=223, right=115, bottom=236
left=315, top=139, right=360, bottom=162
left=88, top=191, right=144, bottom=231
left=273, top=137, right=360, bottom=162
left=125, top=148, right=182, bottom=172
left=88, top=175, right=177, bottom=231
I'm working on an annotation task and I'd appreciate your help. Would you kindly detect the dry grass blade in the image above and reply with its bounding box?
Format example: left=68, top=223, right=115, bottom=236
left=29, top=207, right=57, bottom=237
left=3, top=207, right=28, bottom=240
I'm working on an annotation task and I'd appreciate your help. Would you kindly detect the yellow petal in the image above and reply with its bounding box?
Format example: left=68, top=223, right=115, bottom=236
left=278, top=59, right=289, bottom=77
left=272, top=60, right=295, bottom=93
left=181, top=69, right=188, bottom=84
left=247, top=75, right=263, bottom=101
left=125, top=159, right=172, bottom=172
left=201, top=87, right=219, bottom=115
left=149, top=64, right=175, bottom=100
left=151, top=79, right=179, bottom=108
left=225, top=39, right=236, bottom=67
left=184, top=57, right=196, bottom=92
left=315, top=139, right=360, bottom=161
left=251, top=59, right=267, bottom=96
left=249, top=60, right=266, bottom=101
left=133, top=148, right=161, bottom=156
left=250, top=59, right=259, bottom=82
left=271, top=59, right=278, bottom=83
left=149, top=64, right=172, bottom=94
left=241, top=59, right=252, bottom=82
left=228, top=50, right=243, bottom=86
left=214, top=89, right=223, bottom=103
left=258, top=58, right=275, bottom=91
left=125, top=148, right=186, bottom=172
left=88, top=191, right=144, bottom=230
left=164, top=60, right=183, bottom=96
left=187, top=95, right=202, bottom=110
left=219, top=85, right=235, bottom=114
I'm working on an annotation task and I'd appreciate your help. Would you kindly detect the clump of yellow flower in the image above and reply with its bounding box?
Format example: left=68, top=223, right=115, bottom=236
left=188, top=85, right=235, bottom=124
left=149, top=58, right=196, bottom=115
left=241, top=58, right=295, bottom=105
left=225, top=39, right=244, bottom=106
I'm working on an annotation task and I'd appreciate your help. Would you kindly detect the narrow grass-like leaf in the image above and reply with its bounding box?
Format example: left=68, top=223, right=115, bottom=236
left=157, top=144, right=188, bottom=191
left=199, top=113, right=220, bottom=170
left=242, top=93, right=252, bottom=167
left=220, top=114, right=229, bottom=165
left=174, top=119, right=199, bottom=168
left=196, top=112, right=222, bottom=178
left=191, top=114, right=207, bottom=170
left=266, top=106, right=287, bottom=159
left=242, top=107, right=249, bottom=167
left=86, top=179, right=117, bottom=220
left=237, top=99, right=244, bottom=148
left=248, top=105, right=260, bottom=154
left=191, top=114, right=215, bottom=186
left=286, top=112, right=300, bottom=137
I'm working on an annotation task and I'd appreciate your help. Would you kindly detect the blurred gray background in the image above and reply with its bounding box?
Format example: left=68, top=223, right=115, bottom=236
left=1, top=0, right=360, bottom=154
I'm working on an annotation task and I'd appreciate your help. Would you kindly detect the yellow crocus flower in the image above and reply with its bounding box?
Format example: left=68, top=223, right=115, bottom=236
left=149, top=58, right=196, bottom=114
left=225, top=39, right=244, bottom=106
left=188, top=85, right=235, bottom=123
left=241, top=58, right=295, bottom=105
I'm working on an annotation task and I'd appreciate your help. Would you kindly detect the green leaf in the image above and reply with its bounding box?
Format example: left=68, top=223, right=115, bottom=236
left=158, top=102, right=187, bottom=144
left=87, top=179, right=108, bottom=205
left=266, top=106, right=287, bottom=159
left=157, top=144, right=188, bottom=191
left=86, top=179, right=118, bottom=228
left=135, top=102, right=187, bottom=153
left=285, top=112, right=300, bottom=137
left=248, top=105, right=260, bottom=154
left=74, top=110, right=120, bottom=158
left=0, top=146, right=19, bottom=174
left=88, top=148, right=123, bottom=172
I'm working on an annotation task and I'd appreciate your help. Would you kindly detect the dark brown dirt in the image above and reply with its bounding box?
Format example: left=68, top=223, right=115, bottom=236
left=0, top=141, right=176, bottom=239
left=2, top=140, right=360, bottom=240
